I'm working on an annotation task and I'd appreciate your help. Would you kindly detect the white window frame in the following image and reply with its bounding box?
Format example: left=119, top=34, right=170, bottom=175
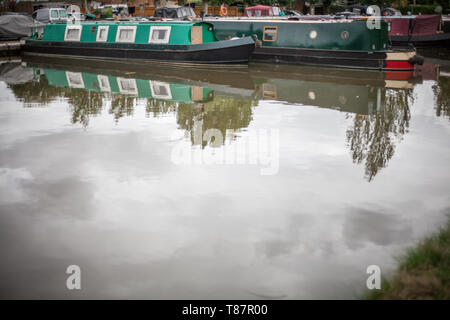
left=115, top=26, right=137, bottom=43
left=66, top=72, right=84, bottom=88
left=150, top=81, right=172, bottom=100
left=97, top=75, right=111, bottom=92
left=96, top=26, right=109, bottom=42
left=148, top=26, right=171, bottom=44
left=64, top=25, right=82, bottom=41
left=117, top=77, right=138, bottom=95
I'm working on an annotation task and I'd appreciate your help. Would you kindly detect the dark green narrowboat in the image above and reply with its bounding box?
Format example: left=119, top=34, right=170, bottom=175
left=205, top=18, right=424, bottom=71
left=22, top=21, right=255, bottom=65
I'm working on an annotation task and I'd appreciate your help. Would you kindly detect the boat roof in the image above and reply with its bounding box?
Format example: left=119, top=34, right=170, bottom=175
left=205, top=17, right=362, bottom=23
left=53, top=20, right=204, bottom=26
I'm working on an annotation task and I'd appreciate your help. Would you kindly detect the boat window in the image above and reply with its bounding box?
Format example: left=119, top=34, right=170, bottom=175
left=96, top=26, right=109, bottom=42
left=116, top=26, right=137, bottom=43
left=117, top=78, right=138, bottom=95
left=149, top=26, right=171, bottom=44
left=263, top=26, right=278, bottom=42
left=59, top=10, right=67, bottom=18
left=64, top=25, right=82, bottom=41
left=150, top=81, right=172, bottom=100
left=50, top=10, right=58, bottom=19
left=66, top=72, right=84, bottom=88
left=97, top=75, right=111, bottom=92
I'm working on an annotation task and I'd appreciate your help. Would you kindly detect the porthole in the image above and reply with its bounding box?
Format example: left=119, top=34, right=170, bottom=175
left=341, top=31, right=349, bottom=40
left=309, top=30, right=317, bottom=39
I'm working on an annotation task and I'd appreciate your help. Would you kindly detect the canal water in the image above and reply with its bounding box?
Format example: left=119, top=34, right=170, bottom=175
left=0, top=54, right=449, bottom=299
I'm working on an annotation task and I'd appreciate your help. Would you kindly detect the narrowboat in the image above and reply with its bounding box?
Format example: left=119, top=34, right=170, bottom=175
left=383, top=15, right=450, bottom=47
left=319, top=13, right=450, bottom=47
left=153, top=5, right=196, bottom=20
left=205, top=18, right=424, bottom=71
left=21, top=21, right=256, bottom=65
left=244, top=5, right=282, bottom=17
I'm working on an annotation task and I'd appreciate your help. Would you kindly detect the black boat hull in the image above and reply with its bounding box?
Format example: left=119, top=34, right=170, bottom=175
left=21, top=37, right=255, bottom=66
left=390, top=33, right=450, bottom=48
left=250, top=46, right=420, bottom=71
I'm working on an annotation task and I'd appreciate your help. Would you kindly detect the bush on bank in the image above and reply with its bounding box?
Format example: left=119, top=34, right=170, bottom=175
left=366, top=219, right=450, bottom=300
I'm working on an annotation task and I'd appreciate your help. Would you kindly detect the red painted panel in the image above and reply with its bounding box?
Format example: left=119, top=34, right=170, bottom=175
left=385, top=60, right=415, bottom=71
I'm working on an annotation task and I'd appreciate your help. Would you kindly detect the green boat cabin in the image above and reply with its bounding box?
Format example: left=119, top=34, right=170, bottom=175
left=207, top=19, right=391, bottom=51
left=31, top=21, right=219, bottom=46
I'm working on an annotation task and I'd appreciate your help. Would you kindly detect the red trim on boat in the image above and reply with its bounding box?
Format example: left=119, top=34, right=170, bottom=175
left=385, top=60, right=415, bottom=71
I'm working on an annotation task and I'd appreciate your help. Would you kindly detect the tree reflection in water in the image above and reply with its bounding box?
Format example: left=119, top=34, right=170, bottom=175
left=346, top=88, right=414, bottom=181
left=176, top=97, right=257, bottom=148
left=433, top=76, right=450, bottom=120
left=109, top=95, right=135, bottom=123
left=68, top=90, right=104, bottom=127
left=10, top=74, right=66, bottom=106
left=146, top=99, right=177, bottom=117
left=9, top=67, right=420, bottom=181
left=10, top=74, right=104, bottom=127
left=9, top=73, right=257, bottom=144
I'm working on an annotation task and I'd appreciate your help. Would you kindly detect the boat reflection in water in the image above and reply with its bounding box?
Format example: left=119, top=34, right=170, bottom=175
left=251, top=67, right=417, bottom=181
left=7, top=56, right=444, bottom=181
left=2, top=55, right=450, bottom=300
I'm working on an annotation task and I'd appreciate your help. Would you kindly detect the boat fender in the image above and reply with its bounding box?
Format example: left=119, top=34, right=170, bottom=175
left=409, top=55, right=424, bottom=66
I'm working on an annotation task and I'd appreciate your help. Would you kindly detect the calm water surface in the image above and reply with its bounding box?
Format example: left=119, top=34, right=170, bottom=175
left=0, top=55, right=449, bottom=299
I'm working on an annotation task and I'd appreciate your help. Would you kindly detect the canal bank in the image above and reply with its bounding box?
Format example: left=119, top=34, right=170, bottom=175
left=0, top=40, right=21, bottom=57
left=366, top=217, right=450, bottom=300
